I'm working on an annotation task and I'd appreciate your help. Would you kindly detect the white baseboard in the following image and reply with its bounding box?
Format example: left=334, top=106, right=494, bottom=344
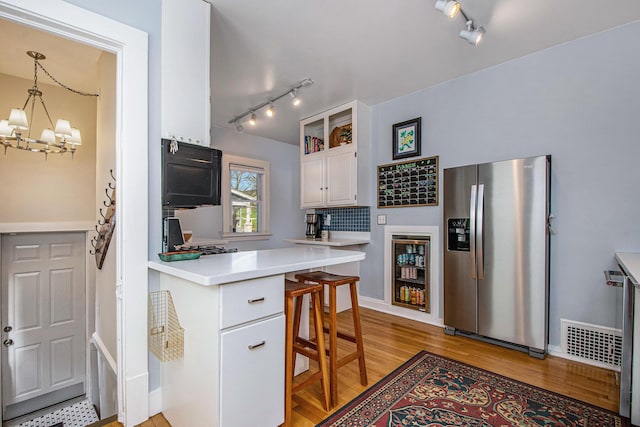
left=124, top=372, right=149, bottom=426
left=359, top=296, right=444, bottom=327
left=148, top=388, right=162, bottom=417
left=358, top=299, right=593, bottom=367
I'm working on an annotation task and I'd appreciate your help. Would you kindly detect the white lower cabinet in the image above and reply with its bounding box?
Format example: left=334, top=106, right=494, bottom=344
left=220, top=315, right=285, bottom=427
left=160, top=273, right=285, bottom=427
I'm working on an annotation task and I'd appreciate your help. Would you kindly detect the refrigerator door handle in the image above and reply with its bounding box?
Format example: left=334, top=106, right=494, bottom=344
left=477, top=184, right=485, bottom=280
left=470, top=185, right=477, bottom=279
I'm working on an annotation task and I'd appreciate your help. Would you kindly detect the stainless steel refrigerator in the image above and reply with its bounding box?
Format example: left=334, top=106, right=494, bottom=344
left=443, top=155, right=551, bottom=358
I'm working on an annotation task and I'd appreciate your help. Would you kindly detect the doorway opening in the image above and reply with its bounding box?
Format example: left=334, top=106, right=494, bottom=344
left=0, top=1, right=149, bottom=425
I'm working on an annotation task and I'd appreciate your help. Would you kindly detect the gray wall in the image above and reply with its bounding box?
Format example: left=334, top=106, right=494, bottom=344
left=176, top=125, right=302, bottom=252
left=363, top=21, right=640, bottom=348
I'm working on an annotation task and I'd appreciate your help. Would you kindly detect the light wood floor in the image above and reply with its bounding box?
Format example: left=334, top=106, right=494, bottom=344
left=112, top=307, right=620, bottom=427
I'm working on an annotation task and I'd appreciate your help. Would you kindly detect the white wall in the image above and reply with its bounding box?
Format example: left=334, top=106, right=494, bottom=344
left=93, top=51, right=118, bottom=418
left=363, top=21, right=640, bottom=348
left=0, top=73, right=96, bottom=223
left=175, top=125, right=302, bottom=252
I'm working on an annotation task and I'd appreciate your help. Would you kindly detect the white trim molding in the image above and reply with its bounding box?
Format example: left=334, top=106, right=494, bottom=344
left=376, top=225, right=442, bottom=325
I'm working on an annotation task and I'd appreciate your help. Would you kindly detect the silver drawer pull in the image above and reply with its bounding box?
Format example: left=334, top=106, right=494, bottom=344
left=248, top=341, right=265, bottom=350
left=248, top=297, right=265, bottom=304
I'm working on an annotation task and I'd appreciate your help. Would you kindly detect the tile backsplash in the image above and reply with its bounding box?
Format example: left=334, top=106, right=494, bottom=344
left=316, top=207, right=370, bottom=232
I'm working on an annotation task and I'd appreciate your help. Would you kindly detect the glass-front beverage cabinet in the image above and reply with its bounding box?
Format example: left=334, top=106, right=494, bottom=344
left=392, top=236, right=430, bottom=312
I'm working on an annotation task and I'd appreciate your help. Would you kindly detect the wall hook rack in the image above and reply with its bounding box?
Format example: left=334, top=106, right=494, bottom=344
left=92, top=171, right=116, bottom=269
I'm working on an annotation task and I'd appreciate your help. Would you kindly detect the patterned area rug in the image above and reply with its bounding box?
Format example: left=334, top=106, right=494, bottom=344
left=17, top=399, right=99, bottom=427
left=317, top=350, right=630, bottom=427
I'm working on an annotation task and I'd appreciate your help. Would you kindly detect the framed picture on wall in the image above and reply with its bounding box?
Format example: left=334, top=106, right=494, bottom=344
left=392, top=117, right=421, bottom=160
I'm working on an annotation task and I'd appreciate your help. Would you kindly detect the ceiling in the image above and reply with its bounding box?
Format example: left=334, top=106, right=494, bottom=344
left=2, top=1, right=640, bottom=145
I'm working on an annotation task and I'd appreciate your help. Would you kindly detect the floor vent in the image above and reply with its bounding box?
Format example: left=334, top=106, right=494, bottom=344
left=560, top=319, right=622, bottom=371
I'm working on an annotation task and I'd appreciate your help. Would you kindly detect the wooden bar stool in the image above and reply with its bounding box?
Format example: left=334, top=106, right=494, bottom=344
left=283, top=279, right=330, bottom=427
left=294, top=271, right=367, bottom=406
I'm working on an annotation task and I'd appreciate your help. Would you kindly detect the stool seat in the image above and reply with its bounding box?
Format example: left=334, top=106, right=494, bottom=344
left=294, top=271, right=367, bottom=407
left=285, top=279, right=323, bottom=298
left=283, top=279, right=330, bottom=427
left=294, top=271, right=359, bottom=286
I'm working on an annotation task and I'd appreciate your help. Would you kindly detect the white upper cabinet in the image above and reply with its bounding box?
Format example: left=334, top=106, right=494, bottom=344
left=299, top=100, right=371, bottom=208
left=161, top=0, right=211, bottom=146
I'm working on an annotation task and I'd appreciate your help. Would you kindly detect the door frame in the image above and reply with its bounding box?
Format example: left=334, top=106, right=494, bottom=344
left=0, top=1, right=149, bottom=426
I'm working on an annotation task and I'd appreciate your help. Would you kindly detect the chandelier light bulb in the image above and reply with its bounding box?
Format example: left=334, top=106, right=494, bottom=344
left=54, top=119, right=72, bottom=138
left=40, top=129, right=56, bottom=144
left=8, top=108, right=28, bottom=130
left=0, top=120, right=13, bottom=137
left=68, top=128, right=82, bottom=145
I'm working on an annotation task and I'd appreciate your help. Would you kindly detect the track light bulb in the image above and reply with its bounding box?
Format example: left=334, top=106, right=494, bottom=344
left=434, top=0, right=460, bottom=19
left=459, top=22, right=485, bottom=46
left=266, top=104, right=275, bottom=117
left=249, top=113, right=257, bottom=126
left=290, top=89, right=301, bottom=106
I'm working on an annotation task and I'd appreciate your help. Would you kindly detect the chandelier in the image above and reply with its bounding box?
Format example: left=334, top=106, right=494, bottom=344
left=0, top=51, right=99, bottom=159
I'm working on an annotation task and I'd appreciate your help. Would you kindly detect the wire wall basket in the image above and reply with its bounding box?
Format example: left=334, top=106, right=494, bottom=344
left=149, top=290, right=184, bottom=362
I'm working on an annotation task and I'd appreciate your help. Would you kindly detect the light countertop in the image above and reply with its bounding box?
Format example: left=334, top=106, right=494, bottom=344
left=284, top=231, right=370, bottom=247
left=149, top=246, right=365, bottom=286
left=283, top=237, right=370, bottom=246
left=615, top=252, right=640, bottom=287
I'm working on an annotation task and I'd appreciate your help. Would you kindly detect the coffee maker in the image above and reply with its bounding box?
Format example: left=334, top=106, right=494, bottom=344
left=305, top=213, right=322, bottom=239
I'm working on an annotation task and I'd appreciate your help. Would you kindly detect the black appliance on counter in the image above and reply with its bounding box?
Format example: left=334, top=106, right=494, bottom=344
left=162, top=217, right=184, bottom=252
left=305, top=213, right=322, bottom=238
left=161, top=139, right=222, bottom=208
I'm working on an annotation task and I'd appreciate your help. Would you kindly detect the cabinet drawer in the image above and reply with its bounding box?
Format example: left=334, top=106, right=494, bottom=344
left=220, top=315, right=285, bottom=427
left=220, top=275, right=283, bottom=329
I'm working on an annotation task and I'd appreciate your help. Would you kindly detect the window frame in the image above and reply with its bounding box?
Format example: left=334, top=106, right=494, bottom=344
left=221, top=154, right=271, bottom=241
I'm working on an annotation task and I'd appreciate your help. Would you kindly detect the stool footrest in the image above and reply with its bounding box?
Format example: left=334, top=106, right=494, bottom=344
left=292, top=371, right=324, bottom=393
left=322, top=326, right=357, bottom=344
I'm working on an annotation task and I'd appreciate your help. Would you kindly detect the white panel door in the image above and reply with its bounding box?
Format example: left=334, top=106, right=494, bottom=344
left=326, top=149, right=357, bottom=206
left=1, top=232, right=86, bottom=414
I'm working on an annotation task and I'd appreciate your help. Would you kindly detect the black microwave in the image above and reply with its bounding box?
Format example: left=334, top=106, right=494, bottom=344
left=161, top=139, right=222, bottom=208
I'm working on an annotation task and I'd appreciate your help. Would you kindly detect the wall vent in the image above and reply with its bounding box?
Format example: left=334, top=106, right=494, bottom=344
left=560, top=319, right=621, bottom=371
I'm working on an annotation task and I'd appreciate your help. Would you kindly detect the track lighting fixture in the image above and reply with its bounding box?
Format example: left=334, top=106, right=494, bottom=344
left=459, top=20, right=485, bottom=45
left=290, top=89, right=301, bottom=106
left=265, top=103, right=275, bottom=117
left=228, top=77, right=313, bottom=131
left=434, top=0, right=460, bottom=19
left=434, top=1, right=485, bottom=46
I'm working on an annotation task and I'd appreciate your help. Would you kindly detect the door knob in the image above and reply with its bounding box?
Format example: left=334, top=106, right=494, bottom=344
left=3, top=326, right=12, bottom=333
left=3, top=339, right=13, bottom=347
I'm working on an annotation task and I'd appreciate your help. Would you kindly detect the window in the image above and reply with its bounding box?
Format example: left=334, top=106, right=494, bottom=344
left=221, top=154, right=270, bottom=240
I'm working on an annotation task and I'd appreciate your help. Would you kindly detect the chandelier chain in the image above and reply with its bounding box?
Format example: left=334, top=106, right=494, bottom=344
left=36, top=61, right=99, bottom=97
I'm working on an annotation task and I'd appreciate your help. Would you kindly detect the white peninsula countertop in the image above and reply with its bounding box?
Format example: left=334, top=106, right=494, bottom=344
left=148, top=246, right=365, bottom=286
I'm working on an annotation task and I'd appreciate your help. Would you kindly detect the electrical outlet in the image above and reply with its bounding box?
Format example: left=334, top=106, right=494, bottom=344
left=377, top=214, right=387, bottom=225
